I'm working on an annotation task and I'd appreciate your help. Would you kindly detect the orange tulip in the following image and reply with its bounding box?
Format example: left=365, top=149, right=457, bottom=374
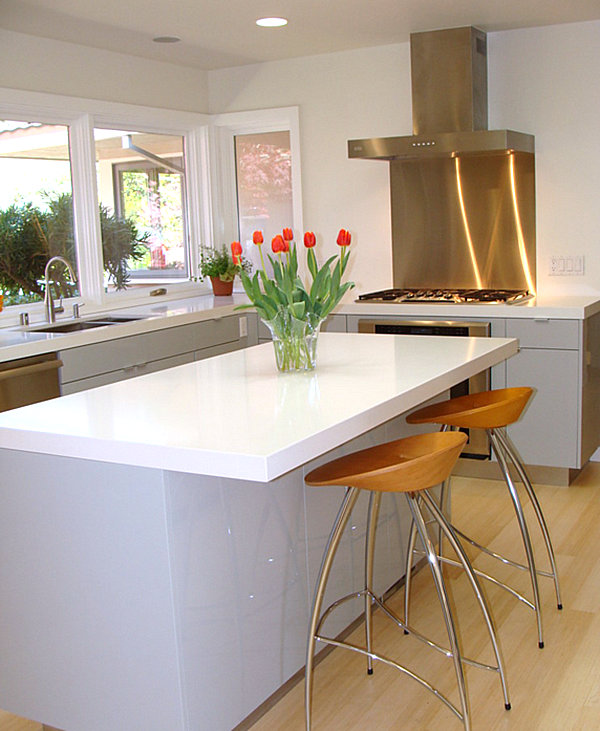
left=303, top=231, right=316, bottom=248
left=282, top=227, right=293, bottom=242
left=271, top=234, right=285, bottom=253
left=231, top=240, right=242, bottom=265
left=336, top=229, right=351, bottom=247
left=252, top=230, right=264, bottom=245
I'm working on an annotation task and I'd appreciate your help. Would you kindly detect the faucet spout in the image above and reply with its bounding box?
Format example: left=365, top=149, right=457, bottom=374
left=43, top=256, right=77, bottom=323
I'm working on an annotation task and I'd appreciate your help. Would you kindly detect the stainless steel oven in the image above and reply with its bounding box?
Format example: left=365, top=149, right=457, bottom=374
left=358, top=319, right=491, bottom=458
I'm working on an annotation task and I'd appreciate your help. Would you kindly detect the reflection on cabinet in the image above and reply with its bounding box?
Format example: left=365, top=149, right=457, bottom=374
left=60, top=314, right=258, bottom=394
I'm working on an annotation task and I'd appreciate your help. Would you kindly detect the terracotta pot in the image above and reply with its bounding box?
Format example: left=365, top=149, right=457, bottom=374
left=210, top=277, right=234, bottom=296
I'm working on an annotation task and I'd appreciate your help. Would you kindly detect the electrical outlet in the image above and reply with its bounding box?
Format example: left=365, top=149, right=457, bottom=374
left=239, top=315, right=248, bottom=338
left=549, top=255, right=585, bottom=276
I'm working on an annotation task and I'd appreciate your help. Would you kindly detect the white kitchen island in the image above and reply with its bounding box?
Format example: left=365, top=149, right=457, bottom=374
left=0, top=333, right=517, bottom=731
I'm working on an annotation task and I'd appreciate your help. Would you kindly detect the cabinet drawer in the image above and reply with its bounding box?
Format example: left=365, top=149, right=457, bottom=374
left=61, top=353, right=194, bottom=394
left=60, top=316, right=240, bottom=383
left=506, top=319, right=579, bottom=349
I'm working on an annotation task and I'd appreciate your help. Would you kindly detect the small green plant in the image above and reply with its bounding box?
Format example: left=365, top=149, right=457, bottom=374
left=198, top=244, right=251, bottom=282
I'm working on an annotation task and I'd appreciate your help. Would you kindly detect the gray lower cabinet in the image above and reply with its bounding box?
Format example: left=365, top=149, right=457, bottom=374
left=60, top=314, right=258, bottom=394
left=506, top=345, right=579, bottom=467
left=347, top=311, right=600, bottom=470
left=505, top=313, right=600, bottom=469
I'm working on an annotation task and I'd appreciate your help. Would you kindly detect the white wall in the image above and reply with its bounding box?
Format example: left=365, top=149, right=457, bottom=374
left=210, top=20, right=600, bottom=298
left=489, top=22, right=600, bottom=296
left=0, top=30, right=209, bottom=112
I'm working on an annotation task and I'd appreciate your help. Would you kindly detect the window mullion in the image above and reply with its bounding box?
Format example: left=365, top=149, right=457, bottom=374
left=186, top=126, right=213, bottom=278
left=69, top=114, right=104, bottom=304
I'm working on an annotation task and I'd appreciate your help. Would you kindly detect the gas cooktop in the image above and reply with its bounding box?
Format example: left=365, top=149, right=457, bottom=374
left=356, top=288, right=534, bottom=305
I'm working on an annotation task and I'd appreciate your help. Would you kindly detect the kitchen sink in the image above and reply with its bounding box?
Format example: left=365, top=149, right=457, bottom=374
left=22, top=314, right=146, bottom=334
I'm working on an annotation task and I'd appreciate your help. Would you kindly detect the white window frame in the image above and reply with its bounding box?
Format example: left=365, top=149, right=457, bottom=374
left=210, top=106, right=303, bottom=249
left=0, top=88, right=213, bottom=324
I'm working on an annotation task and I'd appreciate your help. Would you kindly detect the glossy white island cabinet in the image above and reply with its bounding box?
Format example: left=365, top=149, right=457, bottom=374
left=0, top=333, right=517, bottom=731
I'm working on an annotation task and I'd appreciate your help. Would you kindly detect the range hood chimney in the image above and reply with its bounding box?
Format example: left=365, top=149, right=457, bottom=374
left=411, top=26, right=487, bottom=134
left=348, top=26, right=534, bottom=159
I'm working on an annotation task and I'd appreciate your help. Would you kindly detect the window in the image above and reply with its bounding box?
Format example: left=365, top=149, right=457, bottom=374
left=234, top=130, right=293, bottom=274
left=212, top=106, right=303, bottom=278
left=94, top=128, right=189, bottom=290
left=0, top=119, right=79, bottom=306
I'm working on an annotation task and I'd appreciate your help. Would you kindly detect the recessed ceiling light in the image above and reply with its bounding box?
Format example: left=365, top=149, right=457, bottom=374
left=256, top=17, right=288, bottom=28
left=153, top=35, right=181, bottom=44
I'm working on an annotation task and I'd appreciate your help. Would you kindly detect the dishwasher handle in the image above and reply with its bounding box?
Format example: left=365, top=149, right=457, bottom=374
left=0, top=358, right=63, bottom=383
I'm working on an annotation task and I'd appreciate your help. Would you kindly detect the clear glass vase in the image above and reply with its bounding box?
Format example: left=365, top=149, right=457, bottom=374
left=262, top=310, right=323, bottom=372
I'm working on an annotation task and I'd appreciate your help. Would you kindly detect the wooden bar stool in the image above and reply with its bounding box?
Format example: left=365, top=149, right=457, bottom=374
left=405, top=387, right=562, bottom=650
left=304, top=431, right=511, bottom=731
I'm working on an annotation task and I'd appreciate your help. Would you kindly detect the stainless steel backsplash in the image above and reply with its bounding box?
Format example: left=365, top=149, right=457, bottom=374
left=390, top=151, right=536, bottom=292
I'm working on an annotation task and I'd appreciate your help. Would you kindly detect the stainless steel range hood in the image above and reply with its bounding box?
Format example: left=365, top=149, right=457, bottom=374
left=348, top=27, right=534, bottom=160
left=348, top=26, right=536, bottom=293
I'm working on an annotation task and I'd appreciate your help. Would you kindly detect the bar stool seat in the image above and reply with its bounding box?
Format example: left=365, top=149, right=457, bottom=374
left=304, top=431, right=510, bottom=731
left=406, top=387, right=562, bottom=649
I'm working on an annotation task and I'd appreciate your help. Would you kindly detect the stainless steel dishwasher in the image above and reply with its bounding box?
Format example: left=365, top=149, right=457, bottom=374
left=0, top=353, right=63, bottom=412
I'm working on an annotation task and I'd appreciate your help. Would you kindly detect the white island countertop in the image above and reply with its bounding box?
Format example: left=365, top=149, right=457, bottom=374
left=0, top=332, right=517, bottom=481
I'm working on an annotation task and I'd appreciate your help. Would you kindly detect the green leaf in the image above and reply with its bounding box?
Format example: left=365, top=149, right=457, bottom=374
left=291, top=301, right=306, bottom=319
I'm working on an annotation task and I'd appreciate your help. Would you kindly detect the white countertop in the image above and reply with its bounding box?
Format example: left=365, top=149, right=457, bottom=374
left=0, top=292, right=597, bottom=365
left=340, top=294, right=600, bottom=320
left=0, top=294, right=248, bottom=362
left=0, top=332, right=518, bottom=481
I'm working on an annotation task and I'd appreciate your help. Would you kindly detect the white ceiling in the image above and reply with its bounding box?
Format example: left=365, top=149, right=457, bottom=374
left=2, top=0, right=600, bottom=70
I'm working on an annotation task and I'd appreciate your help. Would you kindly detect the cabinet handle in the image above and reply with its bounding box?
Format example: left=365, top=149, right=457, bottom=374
left=533, top=318, right=550, bottom=323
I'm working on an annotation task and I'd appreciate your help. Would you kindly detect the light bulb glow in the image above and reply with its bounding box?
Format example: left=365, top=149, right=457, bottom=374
left=256, top=17, right=288, bottom=27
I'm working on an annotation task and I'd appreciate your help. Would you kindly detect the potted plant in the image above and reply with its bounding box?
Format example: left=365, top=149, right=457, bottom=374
left=198, top=244, right=251, bottom=296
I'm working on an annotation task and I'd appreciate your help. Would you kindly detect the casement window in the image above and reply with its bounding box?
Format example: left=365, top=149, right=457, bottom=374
left=0, top=119, right=80, bottom=306
left=211, top=107, right=303, bottom=278
left=98, top=129, right=189, bottom=284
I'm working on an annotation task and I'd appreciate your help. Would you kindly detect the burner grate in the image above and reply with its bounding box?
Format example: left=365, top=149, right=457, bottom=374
left=357, top=288, right=533, bottom=304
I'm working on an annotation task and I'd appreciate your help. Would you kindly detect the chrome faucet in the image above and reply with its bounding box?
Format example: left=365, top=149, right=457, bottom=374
left=43, top=256, right=77, bottom=323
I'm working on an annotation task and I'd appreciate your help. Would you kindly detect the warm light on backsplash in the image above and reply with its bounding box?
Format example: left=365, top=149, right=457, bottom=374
left=455, top=156, right=483, bottom=289
left=509, top=153, right=536, bottom=296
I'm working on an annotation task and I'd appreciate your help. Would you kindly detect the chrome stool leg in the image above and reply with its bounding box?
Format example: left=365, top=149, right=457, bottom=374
left=407, top=493, right=471, bottom=730
left=365, top=492, right=382, bottom=674
left=420, top=491, right=512, bottom=710
left=495, top=428, right=563, bottom=610
left=404, top=473, right=452, bottom=630
left=489, top=429, right=544, bottom=648
left=403, top=517, right=418, bottom=629
left=305, top=487, right=360, bottom=730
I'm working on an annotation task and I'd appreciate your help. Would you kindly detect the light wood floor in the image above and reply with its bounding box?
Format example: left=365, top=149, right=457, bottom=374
left=2, top=463, right=600, bottom=731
